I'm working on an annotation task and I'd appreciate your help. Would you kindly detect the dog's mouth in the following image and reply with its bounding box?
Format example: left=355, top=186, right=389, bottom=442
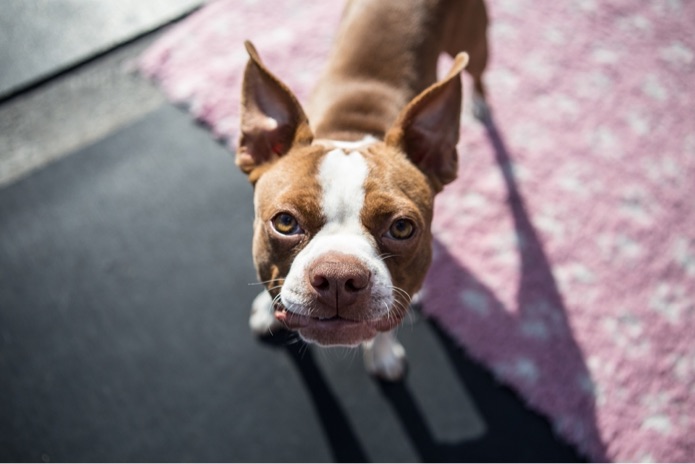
left=273, top=305, right=401, bottom=346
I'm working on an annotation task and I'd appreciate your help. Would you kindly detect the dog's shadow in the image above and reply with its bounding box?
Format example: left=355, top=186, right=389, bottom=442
left=261, top=115, right=605, bottom=462
left=260, top=331, right=371, bottom=463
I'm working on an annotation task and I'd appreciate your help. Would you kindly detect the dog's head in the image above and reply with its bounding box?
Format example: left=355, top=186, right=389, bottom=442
left=237, top=42, right=467, bottom=346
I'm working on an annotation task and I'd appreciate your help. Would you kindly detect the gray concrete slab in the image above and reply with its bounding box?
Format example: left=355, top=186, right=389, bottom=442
left=0, top=0, right=202, bottom=99
left=0, top=105, right=583, bottom=462
left=0, top=32, right=166, bottom=188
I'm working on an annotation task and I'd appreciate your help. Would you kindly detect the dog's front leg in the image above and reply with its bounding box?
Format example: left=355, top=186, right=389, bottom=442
left=249, top=290, right=284, bottom=335
left=362, top=331, right=407, bottom=382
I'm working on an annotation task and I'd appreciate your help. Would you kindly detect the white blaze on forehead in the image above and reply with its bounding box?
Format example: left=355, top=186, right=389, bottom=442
left=319, top=148, right=369, bottom=228
left=314, top=135, right=378, bottom=152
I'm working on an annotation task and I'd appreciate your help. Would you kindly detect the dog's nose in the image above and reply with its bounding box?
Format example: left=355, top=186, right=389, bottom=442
left=308, top=254, right=371, bottom=310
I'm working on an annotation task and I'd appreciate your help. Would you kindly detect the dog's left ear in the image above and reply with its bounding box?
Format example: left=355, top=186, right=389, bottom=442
left=385, top=52, right=469, bottom=192
left=237, top=41, right=313, bottom=180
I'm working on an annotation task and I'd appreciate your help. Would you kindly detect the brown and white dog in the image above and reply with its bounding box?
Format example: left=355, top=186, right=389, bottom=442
left=237, top=0, right=489, bottom=380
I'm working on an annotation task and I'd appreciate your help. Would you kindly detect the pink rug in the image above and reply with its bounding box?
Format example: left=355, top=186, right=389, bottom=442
left=139, top=1, right=695, bottom=461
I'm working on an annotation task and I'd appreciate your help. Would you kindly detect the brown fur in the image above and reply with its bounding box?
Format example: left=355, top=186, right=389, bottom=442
left=251, top=145, right=326, bottom=298
left=308, top=0, right=488, bottom=141
left=360, top=144, right=435, bottom=306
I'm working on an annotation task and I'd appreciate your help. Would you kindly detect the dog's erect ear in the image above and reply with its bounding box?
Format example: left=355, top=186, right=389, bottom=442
left=237, top=41, right=313, bottom=179
left=385, top=52, right=469, bottom=192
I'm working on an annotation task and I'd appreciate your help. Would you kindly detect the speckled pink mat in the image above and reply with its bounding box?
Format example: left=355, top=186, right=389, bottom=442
left=139, top=1, right=695, bottom=461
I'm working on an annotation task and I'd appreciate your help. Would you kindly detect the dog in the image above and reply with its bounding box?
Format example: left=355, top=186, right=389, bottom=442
left=236, top=0, right=489, bottom=381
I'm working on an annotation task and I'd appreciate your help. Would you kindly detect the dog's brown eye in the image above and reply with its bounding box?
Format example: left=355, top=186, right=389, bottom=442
left=272, top=213, right=301, bottom=235
left=388, top=218, right=415, bottom=240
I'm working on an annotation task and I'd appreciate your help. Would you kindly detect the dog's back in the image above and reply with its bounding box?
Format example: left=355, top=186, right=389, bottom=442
left=308, top=0, right=489, bottom=141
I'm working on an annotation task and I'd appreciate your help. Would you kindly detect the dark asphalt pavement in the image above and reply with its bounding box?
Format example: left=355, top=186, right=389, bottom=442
left=0, top=105, right=583, bottom=462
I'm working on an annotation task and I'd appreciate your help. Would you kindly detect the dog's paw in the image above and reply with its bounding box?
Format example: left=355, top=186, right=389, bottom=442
left=363, top=332, right=407, bottom=382
left=249, top=290, right=284, bottom=335
left=472, top=92, right=491, bottom=123
left=410, top=291, right=423, bottom=311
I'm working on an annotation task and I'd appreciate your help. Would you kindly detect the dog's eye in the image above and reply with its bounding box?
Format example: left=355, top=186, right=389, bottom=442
left=388, top=218, right=415, bottom=240
left=271, top=213, right=302, bottom=235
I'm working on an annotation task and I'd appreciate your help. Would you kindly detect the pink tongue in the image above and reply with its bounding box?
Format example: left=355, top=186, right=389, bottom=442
left=274, top=309, right=311, bottom=328
left=370, top=317, right=400, bottom=332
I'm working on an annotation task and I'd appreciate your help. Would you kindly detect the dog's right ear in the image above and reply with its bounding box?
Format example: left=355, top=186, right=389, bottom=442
left=237, top=41, right=313, bottom=181
left=385, top=52, right=468, bottom=193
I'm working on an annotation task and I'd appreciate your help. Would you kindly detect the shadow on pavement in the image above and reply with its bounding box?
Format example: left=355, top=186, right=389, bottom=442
left=260, top=332, right=370, bottom=463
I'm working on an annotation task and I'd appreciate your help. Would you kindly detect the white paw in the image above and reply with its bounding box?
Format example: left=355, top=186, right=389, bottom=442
left=363, top=332, right=407, bottom=382
left=410, top=291, right=423, bottom=309
left=249, top=290, right=283, bottom=335
left=472, top=92, right=491, bottom=122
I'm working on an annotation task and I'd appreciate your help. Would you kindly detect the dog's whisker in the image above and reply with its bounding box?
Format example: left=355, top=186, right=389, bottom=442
left=384, top=301, right=392, bottom=322
left=391, top=284, right=411, bottom=297
left=249, top=278, right=284, bottom=286
left=390, top=286, right=413, bottom=307
left=298, top=341, right=311, bottom=358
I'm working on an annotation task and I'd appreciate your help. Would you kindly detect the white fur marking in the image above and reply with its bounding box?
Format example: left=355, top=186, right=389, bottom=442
left=319, top=148, right=369, bottom=227
left=314, top=135, right=379, bottom=151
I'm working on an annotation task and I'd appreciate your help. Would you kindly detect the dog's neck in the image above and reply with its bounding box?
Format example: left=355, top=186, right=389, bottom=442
left=307, top=0, right=446, bottom=141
